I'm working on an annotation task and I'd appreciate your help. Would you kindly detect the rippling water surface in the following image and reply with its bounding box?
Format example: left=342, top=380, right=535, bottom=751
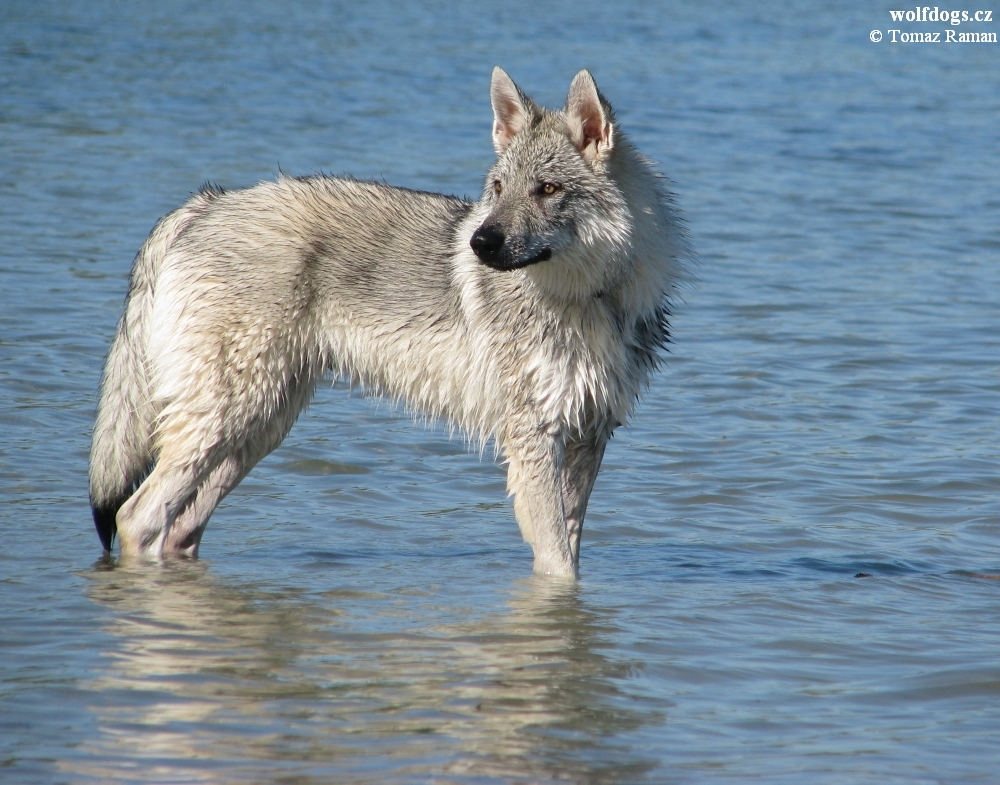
left=2, top=1, right=999, bottom=782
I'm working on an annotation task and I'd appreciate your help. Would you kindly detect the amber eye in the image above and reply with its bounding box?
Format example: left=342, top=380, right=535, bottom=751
left=541, top=182, right=561, bottom=196
left=492, top=180, right=502, bottom=196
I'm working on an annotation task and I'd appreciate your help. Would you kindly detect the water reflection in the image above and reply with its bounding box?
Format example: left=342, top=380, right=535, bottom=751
left=78, top=562, right=659, bottom=783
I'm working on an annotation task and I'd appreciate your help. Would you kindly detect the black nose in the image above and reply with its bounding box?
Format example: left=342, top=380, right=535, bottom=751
left=470, top=224, right=505, bottom=264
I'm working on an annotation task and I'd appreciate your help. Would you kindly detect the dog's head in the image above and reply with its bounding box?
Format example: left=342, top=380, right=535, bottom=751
left=469, top=69, right=657, bottom=305
left=468, top=68, right=686, bottom=312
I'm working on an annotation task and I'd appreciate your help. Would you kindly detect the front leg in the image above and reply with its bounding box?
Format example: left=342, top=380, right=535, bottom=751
left=562, top=428, right=610, bottom=567
left=504, top=432, right=576, bottom=578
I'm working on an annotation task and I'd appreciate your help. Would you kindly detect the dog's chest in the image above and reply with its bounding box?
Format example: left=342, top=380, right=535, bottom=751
left=505, top=301, right=638, bottom=427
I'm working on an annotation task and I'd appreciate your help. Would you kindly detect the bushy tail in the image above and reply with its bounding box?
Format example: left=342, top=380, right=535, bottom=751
left=90, top=185, right=225, bottom=551
left=89, top=294, right=156, bottom=550
left=88, top=187, right=225, bottom=549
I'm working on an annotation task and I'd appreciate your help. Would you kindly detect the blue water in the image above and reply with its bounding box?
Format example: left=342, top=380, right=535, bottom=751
left=2, top=1, right=999, bottom=782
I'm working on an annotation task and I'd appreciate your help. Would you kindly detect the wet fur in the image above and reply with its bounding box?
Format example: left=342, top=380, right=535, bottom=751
left=89, top=68, right=689, bottom=577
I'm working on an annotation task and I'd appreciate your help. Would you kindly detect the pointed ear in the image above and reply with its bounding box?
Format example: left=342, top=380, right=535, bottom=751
left=565, top=70, right=615, bottom=163
left=490, top=67, right=532, bottom=154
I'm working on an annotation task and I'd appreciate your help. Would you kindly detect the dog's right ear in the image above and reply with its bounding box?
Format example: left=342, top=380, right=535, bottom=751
left=490, top=67, right=532, bottom=154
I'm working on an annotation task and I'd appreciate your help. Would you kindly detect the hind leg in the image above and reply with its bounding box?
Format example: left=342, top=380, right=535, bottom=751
left=115, top=447, right=250, bottom=559
left=115, top=369, right=314, bottom=558
left=162, top=441, right=270, bottom=556
left=157, top=395, right=306, bottom=557
left=114, top=457, right=205, bottom=558
left=113, top=414, right=234, bottom=558
left=160, top=455, right=243, bottom=557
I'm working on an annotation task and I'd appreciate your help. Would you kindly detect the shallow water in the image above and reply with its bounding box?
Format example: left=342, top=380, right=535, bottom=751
left=2, top=1, right=999, bottom=782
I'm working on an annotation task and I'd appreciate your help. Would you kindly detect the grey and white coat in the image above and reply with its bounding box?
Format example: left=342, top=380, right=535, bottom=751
left=89, top=67, right=689, bottom=577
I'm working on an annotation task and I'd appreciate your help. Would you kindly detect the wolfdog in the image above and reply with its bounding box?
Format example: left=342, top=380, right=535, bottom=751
left=89, top=68, right=688, bottom=577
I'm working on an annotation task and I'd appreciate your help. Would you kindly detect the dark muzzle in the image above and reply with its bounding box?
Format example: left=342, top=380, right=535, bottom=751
left=470, top=225, right=505, bottom=266
left=470, top=224, right=551, bottom=270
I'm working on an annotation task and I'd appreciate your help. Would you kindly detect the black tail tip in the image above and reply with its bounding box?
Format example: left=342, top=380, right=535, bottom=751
left=91, top=501, right=119, bottom=552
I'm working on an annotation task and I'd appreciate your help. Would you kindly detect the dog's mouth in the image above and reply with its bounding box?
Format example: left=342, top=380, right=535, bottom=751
left=477, top=246, right=552, bottom=271
left=522, top=247, right=552, bottom=266
left=470, top=225, right=553, bottom=271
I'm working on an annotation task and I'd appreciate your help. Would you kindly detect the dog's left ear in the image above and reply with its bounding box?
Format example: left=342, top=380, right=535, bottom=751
left=566, top=70, right=615, bottom=163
